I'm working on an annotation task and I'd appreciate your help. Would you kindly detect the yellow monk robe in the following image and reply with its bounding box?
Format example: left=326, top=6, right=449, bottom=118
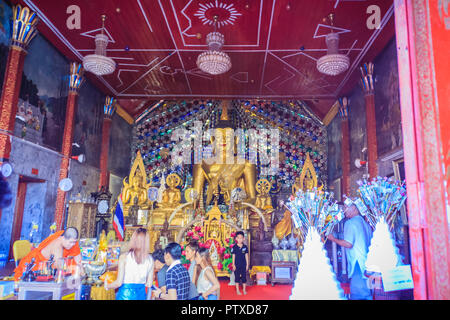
left=13, top=230, right=81, bottom=281
left=274, top=210, right=293, bottom=240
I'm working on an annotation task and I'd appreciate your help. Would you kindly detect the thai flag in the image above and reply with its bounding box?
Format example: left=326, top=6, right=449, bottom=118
left=113, top=194, right=125, bottom=241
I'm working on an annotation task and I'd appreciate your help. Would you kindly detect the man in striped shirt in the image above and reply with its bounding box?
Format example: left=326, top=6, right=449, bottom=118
left=154, top=242, right=190, bottom=300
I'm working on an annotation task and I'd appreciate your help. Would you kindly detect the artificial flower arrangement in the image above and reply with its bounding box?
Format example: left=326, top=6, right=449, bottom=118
left=180, top=224, right=237, bottom=274
left=217, top=232, right=236, bottom=273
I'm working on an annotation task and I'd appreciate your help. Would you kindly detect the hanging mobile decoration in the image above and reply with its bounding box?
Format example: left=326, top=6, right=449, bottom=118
left=356, top=177, right=407, bottom=230
left=285, top=188, right=344, bottom=243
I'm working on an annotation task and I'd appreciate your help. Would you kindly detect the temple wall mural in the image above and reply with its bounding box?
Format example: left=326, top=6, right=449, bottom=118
left=73, top=81, right=104, bottom=169
left=0, top=0, right=11, bottom=96
left=109, top=115, right=133, bottom=179
left=374, top=38, right=403, bottom=156
left=327, top=115, right=342, bottom=183
left=16, top=34, right=69, bottom=151
left=330, top=36, right=402, bottom=197
left=19, top=182, right=48, bottom=244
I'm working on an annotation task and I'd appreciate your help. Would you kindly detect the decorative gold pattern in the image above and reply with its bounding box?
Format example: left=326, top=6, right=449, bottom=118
left=299, top=153, right=322, bottom=192
left=202, top=205, right=236, bottom=277
left=11, top=5, right=38, bottom=49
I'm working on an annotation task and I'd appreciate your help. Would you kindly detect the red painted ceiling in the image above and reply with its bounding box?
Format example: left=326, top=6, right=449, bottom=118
left=16, top=0, right=395, bottom=119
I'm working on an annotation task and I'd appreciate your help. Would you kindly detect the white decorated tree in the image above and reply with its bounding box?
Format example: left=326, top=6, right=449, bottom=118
left=290, top=227, right=345, bottom=300
left=365, top=217, right=401, bottom=273
left=356, top=177, right=407, bottom=274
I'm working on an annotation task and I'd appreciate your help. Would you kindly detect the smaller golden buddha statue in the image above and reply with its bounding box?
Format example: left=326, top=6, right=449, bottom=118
left=292, top=176, right=301, bottom=196
left=304, top=171, right=314, bottom=191
left=122, top=167, right=148, bottom=206
left=159, top=173, right=182, bottom=209
left=255, top=179, right=274, bottom=212
left=208, top=221, right=220, bottom=239
left=96, top=230, right=108, bottom=263
left=254, top=179, right=273, bottom=228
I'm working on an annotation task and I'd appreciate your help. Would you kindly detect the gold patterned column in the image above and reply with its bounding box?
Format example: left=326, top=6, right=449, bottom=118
left=338, top=97, right=350, bottom=196
left=0, top=5, right=38, bottom=162
left=55, top=62, right=84, bottom=230
left=99, top=96, right=116, bottom=190
left=360, top=62, right=378, bottom=178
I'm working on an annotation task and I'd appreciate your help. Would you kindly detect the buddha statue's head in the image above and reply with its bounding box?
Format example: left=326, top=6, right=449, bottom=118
left=210, top=100, right=239, bottom=162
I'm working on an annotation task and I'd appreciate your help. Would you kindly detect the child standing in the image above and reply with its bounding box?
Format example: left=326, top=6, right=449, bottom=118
left=231, top=231, right=249, bottom=295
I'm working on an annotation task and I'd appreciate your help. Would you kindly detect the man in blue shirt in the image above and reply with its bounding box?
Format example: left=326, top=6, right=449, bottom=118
left=152, top=249, right=168, bottom=294
left=154, top=243, right=190, bottom=300
left=328, top=202, right=373, bottom=300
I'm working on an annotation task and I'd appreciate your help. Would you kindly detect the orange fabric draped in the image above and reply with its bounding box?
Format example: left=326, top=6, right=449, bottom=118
left=13, top=230, right=80, bottom=281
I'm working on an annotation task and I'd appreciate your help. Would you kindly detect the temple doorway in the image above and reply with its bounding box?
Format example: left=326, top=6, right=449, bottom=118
left=8, top=176, right=46, bottom=260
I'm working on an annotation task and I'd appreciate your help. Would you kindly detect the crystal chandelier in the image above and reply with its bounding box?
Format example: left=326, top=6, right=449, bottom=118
left=83, top=15, right=116, bottom=76
left=197, top=16, right=231, bottom=75
left=316, top=14, right=349, bottom=76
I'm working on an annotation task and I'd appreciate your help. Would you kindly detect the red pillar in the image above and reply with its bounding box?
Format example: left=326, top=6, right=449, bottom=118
left=99, top=96, right=116, bottom=190
left=54, top=63, right=84, bottom=230
left=360, top=63, right=378, bottom=179
left=339, top=97, right=351, bottom=196
left=0, top=5, right=38, bottom=162
left=394, top=0, right=450, bottom=300
left=99, top=118, right=112, bottom=189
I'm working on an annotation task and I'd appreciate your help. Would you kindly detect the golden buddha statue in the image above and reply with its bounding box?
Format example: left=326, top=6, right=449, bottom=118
left=208, top=221, right=220, bottom=239
left=292, top=176, right=301, bottom=196
left=122, top=167, right=148, bottom=206
left=305, top=171, right=314, bottom=191
left=159, top=173, right=182, bottom=209
left=298, top=153, right=318, bottom=192
left=291, top=153, right=323, bottom=194
left=252, top=179, right=274, bottom=229
left=192, top=100, right=257, bottom=206
left=255, top=179, right=274, bottom=212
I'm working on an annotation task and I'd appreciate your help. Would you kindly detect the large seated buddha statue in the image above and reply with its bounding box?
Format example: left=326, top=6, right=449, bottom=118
left=192, top=100, right=257, bottom=206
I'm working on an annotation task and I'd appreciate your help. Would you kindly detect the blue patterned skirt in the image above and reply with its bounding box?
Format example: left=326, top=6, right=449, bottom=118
left=116, top=283, right=146, bottom=300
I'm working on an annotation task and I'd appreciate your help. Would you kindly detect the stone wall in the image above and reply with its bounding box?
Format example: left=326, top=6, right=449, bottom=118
left=0, top=137, right=107, bottom=256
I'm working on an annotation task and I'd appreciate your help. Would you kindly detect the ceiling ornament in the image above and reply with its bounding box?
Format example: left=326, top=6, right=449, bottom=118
left=194, top=1, right=242, bottom=28
left=196, top=15, right=232, bottom=75
left=316, top=14, right=350, bottom=76
left=82, top=15, right=116, bottom=76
